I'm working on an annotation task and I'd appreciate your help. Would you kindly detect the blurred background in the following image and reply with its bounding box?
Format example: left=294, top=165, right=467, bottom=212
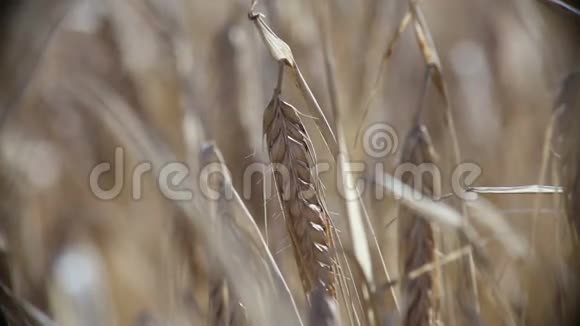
left=0, top=0, right=580, bottom=325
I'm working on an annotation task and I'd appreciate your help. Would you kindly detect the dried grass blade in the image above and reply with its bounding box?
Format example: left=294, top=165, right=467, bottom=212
left=531, top=105, right=564, bottom=248
left=337, top=134, right=375, bottom=291
left=291, top=67, right=339, bottom=157
left=384, top=245, right=479, bottom=288
left=355, top=10, right=413, bottom=143
left=377, top=174, right=462, bottom=228
left=313, top=0, right=375, bottom=297
left=467, top=185, right=564, bottom=194
left=248, top=11, right=295, bottom=66
left=409, top=6, right=482, bottom=323
left=409, top=2, right=462, bottom=169
left=312, top=2, right=378, bottom=321
left=75, top=80, right=301, bottom=326
left=200, top=143, right=302, bottom=326
left=249, top=6, right=338, bottom=157
left=203, top=145, right=247, bottom=326
left=465, top=198, right=529, bottom=258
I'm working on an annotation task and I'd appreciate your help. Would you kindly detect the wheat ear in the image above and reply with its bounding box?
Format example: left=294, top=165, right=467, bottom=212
left=398, top=125, right=437, bottom=326
left=263, top=87, right=336, bottom=299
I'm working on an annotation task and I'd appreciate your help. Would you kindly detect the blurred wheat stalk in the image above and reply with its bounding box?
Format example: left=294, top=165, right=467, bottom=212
left=0, top=0, right=579, bottom=325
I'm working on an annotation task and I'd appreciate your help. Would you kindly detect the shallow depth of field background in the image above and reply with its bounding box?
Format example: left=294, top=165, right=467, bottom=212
left=0, top=0, right=579, bottom=325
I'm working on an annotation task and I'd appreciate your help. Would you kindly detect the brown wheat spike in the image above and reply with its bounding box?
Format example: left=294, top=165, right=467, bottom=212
left=263, top=93, right=336, bottom=300
left=398, top=124, right=438, bottom=326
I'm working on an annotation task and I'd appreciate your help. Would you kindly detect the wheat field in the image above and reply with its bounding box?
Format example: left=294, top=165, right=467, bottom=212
left=0, top=0, right=579, bottom=325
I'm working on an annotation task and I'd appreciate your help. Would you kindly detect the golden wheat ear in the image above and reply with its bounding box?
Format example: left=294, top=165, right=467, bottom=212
left=264, top=94, right=337, bottom=298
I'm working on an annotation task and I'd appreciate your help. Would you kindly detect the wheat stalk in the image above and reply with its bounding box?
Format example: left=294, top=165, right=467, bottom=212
left=355, top=9, right=412, bottom=143
left=199, top=142, right=303, bottom=326
left=313, top=1, right=400, bottom=320
left=409, top=4, right=488, bottom=322
left=204, top=145, right=247, bottom=326
left=249, top=1, right=338, bottom=157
